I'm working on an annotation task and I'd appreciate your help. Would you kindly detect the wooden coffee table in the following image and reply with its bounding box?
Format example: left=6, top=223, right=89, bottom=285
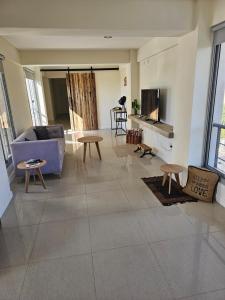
left=160, top=163, right=185, bottom=194
left=77, top=136, right=103, bottom=162
left=17, top=160, right=47, bottom=193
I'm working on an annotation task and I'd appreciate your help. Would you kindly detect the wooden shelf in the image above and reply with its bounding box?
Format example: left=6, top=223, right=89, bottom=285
left=128, top=115, right=174, bottom=139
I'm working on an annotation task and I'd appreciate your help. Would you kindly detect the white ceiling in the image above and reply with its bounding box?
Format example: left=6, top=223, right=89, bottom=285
left=0, top=0, right=195, bottom=50
left=4, top=34, right=150, bottom=50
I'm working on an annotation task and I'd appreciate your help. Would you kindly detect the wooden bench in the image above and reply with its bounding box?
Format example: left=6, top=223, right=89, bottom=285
left=134, top=143, right=155, bottom=158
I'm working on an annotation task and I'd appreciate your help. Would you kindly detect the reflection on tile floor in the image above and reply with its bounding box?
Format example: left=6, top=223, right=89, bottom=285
left=2, top=130, right=225, bottom=299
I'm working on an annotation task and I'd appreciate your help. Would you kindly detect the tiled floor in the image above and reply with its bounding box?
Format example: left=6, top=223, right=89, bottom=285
left=2, top=130, right=225, bottom=299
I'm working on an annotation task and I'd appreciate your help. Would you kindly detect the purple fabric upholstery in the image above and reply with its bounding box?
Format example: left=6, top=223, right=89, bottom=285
left=11, top=125, right=65, bottom=176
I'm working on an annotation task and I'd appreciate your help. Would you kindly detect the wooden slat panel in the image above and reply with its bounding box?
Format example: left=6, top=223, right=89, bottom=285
left=66, top=72, right=98, bottom=131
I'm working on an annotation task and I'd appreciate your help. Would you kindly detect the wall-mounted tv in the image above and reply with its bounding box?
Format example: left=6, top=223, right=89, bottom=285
left=141, top=89, right=160, bottom=122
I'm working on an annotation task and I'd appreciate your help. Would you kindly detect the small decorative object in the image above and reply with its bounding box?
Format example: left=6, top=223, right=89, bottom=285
left=132, top=99, right=140, bottom=115
left=126, top=129, right=142, bottom=144
left=118, top=96, right=127, bottom=111
left=134, top=143, right=154, bottom=158
left=183, top=166, right=219, bottom=202
left=124, top=76, right=127, bottom=86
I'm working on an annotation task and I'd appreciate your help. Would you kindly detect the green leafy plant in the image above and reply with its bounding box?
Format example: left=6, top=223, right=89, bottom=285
left=132, top=99, right=140, bottom=115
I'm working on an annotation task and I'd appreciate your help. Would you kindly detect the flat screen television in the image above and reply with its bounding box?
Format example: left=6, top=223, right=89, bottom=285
left=141, top=89, right=160, bottom=122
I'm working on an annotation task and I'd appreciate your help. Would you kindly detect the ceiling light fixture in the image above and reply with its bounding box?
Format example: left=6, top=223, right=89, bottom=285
left=104, top=35, right=112, bottom=39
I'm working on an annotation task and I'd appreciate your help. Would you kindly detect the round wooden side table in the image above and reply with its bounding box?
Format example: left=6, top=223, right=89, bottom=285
left=160, top=163, right=185, bottom=195
left=17, top=160, right=47, bottom=193
left=77, top=136, right=103, bottom=162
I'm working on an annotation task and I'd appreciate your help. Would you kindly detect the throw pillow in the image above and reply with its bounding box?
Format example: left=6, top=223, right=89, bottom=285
left=33, top=126, right=49, bottom=140
left=183, top=166, right=219, bottom=202
left=47, top=127, right=60, bottom=139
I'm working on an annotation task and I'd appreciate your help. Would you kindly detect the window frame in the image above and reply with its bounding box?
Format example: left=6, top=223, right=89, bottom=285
left=0, top=57, right=15, bottom=166
left=204, top=22, right=225, bottom=178
left=24, top=68, right=42, bottom=126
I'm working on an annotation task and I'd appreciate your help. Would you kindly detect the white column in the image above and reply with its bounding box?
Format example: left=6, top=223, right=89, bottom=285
left=0, top=144, right=13, bottom=217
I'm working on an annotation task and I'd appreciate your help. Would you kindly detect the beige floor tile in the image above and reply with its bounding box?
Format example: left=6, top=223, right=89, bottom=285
left=0, top=226, right=37, bottom=269
left=136, top=205, right=201, bottom=242
left=31, top=218, right=91, bottom=261
left=20, top=254, right=96, bottom=300
left=8, top=129, right=225, bottom=300
left=183, top=289, right=225, bottom=299
left=86, top=189, right=131, bottom=216
left=85, top=179, right=120, bottom=194
left=122, top=184, right=161, bottom=209
left=151, top=235, right=225, bottom=298
left=89, top=211, right=146, bottom=252
left=41, top=194, right=87, bottom=223
left=1, top=199, right=45, bottom=227
left=93, top=244, right=173, bottom=300
left=0, top=266, right=26, bottom=300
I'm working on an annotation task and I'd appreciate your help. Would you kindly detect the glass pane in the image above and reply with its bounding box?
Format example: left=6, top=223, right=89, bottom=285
left=208, top=43, right=225, bottom=173
left=26, top=78, right=41, bottom=126
left=0, top=73, right=13, bottom=163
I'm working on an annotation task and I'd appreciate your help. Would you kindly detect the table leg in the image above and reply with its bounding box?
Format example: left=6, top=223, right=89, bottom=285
left=89, top=142, right=91, bottom=157
left=36, top=168, right=46, bottom=189
left=25, top=170, right=30, bottom=193
left=33, top=174, right=36, bottom=185
left=95, top=142, right=102, bottom=160
left=83, top=143, right=87, bottom=162
left=168, top=173, right=172, bottom=195
left=175, top=173, right=181, bottom=187
left=162, top=173, right=168, bottom=186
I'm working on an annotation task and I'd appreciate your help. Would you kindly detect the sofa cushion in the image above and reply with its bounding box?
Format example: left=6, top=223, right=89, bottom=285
left=34, top=126, right=49, bottom=140
left=47, top=127, right=62, bottom=139
left=24, top=128, right=37, bottom=141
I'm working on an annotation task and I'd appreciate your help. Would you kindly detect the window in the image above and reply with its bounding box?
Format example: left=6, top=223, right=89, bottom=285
left=0, top=56, right=15, bottom=166
left=205, top=24, right=225, bottom=176
left=24, top=69, right=42, bottom=126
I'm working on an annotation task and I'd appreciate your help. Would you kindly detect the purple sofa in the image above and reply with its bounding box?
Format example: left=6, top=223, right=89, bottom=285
left=11, top=125, right=65, bottom=176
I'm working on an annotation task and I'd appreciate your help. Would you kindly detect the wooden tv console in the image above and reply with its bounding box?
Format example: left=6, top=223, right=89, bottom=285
left=128, top=115, right=174, bottom=139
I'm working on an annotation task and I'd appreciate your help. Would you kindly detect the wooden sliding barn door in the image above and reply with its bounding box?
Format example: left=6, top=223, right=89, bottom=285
left=66, top=72, right=98, bottom=130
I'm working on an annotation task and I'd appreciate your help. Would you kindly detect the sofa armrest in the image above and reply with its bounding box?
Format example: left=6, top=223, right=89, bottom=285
left=47, top=124, right=64, bottom=138
left=11, top=139, right=60, bottom=169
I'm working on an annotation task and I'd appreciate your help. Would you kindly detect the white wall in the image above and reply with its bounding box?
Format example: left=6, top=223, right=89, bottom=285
left=137, top=0, right=225, bottom=208
left=173, top=30, right=198, bottom=166
left=138, top=37, right=191, bottom=164
left=139, top=41, right=177, bottom=125
left=0, top=37, right=32, bottom=134
left=0, top=37, right=32, bottom=218
left=188, top=0, right=212, bottom=166
left=42, top=69, right=121, bottom=129
left=0, top=145, right=13, bottom=217
left=0, top=0, right=195, bottom=36
left=211, top=0, right=225, bottom=26
left=120, top=64, right=132, bottom=128
left=95, top=71, right=121, bottom=129
left=20, top=50, right=131, bottom=66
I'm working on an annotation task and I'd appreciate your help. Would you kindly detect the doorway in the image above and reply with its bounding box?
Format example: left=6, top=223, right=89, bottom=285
left=50, top=78, right=70, bottom=129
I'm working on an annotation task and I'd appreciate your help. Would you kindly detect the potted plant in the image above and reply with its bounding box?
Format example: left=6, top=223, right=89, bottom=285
left=132, top=99, right=140, bottom=115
